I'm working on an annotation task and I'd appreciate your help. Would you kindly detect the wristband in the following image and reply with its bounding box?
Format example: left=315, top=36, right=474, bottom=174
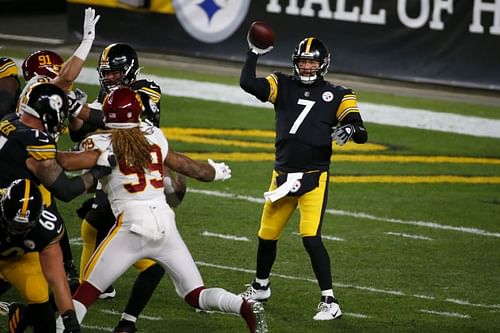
left=74, top=39, right=93, bottom=61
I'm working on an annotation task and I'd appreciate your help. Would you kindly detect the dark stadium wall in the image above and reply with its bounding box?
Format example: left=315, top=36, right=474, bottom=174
left=67, top=0, right=500, bottom=91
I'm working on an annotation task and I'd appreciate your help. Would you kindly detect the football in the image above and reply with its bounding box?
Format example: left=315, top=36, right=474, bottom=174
left=248, top=21, right=275, bottom=49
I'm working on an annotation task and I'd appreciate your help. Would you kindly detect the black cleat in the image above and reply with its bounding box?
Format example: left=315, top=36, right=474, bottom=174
left=113, top=319, right=138, bottom=333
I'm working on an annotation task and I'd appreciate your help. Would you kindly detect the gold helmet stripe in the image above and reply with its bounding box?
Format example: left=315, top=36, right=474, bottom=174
left=20, top=179, right=31, bottom=218
left=305, top=37, right=314, bottom=53
left=102, top=44, right=113, bottom=62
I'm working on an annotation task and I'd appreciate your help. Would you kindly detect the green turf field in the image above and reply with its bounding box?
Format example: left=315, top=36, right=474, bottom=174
left=2, top=48, right=500, bottom=332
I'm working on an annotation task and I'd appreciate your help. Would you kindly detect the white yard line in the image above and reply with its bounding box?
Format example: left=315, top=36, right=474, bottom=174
left=202, top=230, right=250, bottom=241
left=188, top=188, right=500, bottom=238
left=12, top=59, right=500, bottom=139
left=419, top=309, right=471, bottom=318
left=385, top=232, right=433, bottom=241
left=293, top=231, right=344, bottom=241
left=100, top=309, right=162, bottom=321
left=81, top=324, right=113, bottom=332
left=196, top=261, right=500, bottom=310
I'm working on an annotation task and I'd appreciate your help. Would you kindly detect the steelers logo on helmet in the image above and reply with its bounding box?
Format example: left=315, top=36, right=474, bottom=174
left=174, top=0, right=250, bottom=43
left=19, top=82, right=69, bottom=141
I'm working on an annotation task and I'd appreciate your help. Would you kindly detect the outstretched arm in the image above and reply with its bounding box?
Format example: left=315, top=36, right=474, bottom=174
left=164, top=150, right=231, bottom=182
left=26, top=157, right=110, bottom=201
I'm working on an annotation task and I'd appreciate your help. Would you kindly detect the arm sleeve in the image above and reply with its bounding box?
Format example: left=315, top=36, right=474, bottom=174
left=341, top=112, right=368, bottom=144
left=46, top=172, right=86, bottom=202
left=240, top=50, right=271, bottom=102
left=68, top=108, right=104, bottom=142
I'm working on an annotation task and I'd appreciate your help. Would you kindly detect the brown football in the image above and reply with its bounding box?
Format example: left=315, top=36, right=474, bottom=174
left=248, top=21, right=275, bottom=49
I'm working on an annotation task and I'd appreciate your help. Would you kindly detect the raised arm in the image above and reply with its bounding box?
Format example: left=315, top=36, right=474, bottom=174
left=53, top=7, right=100, bottom=91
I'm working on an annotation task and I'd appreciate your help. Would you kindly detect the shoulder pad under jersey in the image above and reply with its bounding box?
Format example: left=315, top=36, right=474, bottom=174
left=79, top=133, right=111, bottom=152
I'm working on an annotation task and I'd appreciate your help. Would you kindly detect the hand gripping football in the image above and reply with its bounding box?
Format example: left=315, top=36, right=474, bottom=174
left=248, top=21, right=275, bottom=49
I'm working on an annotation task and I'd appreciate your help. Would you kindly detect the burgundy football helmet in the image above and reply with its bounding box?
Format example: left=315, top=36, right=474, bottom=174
left=22, top=50, right=64, bottom=81
left=103, top=87, right=144, bottom=129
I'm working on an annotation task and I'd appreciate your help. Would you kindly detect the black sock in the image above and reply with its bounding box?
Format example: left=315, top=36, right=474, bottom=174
left=256, top=238, right=277, bottom=279
left=123, top=264, right=165, bottom=317
left=29, top=302, right=55, bottom=333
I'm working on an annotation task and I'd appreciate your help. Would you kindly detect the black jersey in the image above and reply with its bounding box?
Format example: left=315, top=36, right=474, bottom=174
left=0, top=117, right=56, bottom=188
left=0, top=57, right=21, bottom=117
left=0, top=210, right=63, bottom=260
left=267, top=72, right=360, bottom=172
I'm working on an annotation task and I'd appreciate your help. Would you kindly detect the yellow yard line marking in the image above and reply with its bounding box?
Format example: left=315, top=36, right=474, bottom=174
left=163, top=127, right=386, bottom=152
left=183, top=152, right=500, bottom=165
left=161, top=127, right=500, bottom=184
left=331, top=175, right=500, bottom=184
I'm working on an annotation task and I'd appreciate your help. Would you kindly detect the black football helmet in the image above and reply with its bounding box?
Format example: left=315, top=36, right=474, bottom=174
left=103, top=87, right=144, bottom=128
left=292, top=37, right=330, bottom=84
left=98, top=43, right=140, bottom=92
left=0, top=179, right=43, bottom=236
left=19, top=82, right=69, bottom=141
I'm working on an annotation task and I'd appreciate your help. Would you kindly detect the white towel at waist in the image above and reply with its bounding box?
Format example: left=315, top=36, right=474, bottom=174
left=264, top=172, right=303, bottom=203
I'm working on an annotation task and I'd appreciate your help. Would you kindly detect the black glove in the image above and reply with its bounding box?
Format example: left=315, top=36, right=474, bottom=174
left=67, top=88, right=87, bottom=118
left=331, top=124, right=355, bottom=146
left=88, top=165, right=112, bottom=180
left=62, top=309, right=81, bottom=333
left=76, top=197, right=94, bottom=219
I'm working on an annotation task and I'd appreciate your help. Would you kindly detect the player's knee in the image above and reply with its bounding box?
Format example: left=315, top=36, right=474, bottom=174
left=184, top=286, right=205, bottom=309
left=258, top=237, right=278, bottom=250
left=302, top=235, right=324, bottom=253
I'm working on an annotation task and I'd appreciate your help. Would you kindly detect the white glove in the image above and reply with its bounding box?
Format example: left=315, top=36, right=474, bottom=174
left=208, top=159, right=231, bottom=181
left=247, top=33, right=273, bottom=56
left=67, top=88, right=87, bottom=118
left=331, top=124, right=355, bottom=146
left=83, top=7, right=100, bottom=41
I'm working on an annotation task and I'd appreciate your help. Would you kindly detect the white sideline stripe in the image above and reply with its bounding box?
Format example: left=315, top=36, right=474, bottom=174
left=81, top=324, right=113, bottom=331
left=11, top=58, right=499, bottom=139
left=188, top=188, right=500, bottom=238
left=202, top=230, right=250, bottom=241
left=293, top=231, right=344, bottom=241
left=100, top=309, right=162, bottom=321
left=1, top=34, right=64, bottom=45
left=196, top=261, right=500, bottom=310
left=385, top=232, right=433, bottom=240
left=419, top=309, right=471, bottom=318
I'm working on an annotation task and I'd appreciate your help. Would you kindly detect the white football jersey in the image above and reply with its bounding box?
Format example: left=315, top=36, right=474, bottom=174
left=79, top=122, right=169, bottom=216
left=17, top=75, right=53, bottom=115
